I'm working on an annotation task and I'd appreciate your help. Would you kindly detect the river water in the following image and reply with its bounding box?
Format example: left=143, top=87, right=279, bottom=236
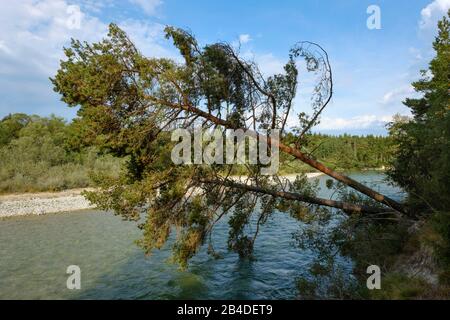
left=0, top=172, right=403, bottom=299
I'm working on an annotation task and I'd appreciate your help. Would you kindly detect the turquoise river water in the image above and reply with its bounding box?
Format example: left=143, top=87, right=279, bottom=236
left=0, top=172, right=403, bottom=299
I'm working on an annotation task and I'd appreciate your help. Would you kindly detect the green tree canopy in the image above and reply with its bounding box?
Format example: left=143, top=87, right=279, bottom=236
left=0, top=113, right=32, bottom=147
left=52, top=24, right=403, bottom=268
left=388, top=9, right=450, bottom=212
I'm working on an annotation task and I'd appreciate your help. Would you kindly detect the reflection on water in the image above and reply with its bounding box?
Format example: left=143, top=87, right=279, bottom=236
left=0, top=172, right=403, bottom=299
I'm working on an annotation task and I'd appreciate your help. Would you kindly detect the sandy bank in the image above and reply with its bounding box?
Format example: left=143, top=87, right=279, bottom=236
left=229, top=172, right=323, bottom=183
left=0, top=173, right=323, bottom=218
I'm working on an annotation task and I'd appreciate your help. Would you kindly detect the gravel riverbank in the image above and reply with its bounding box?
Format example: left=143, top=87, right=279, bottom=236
left=0, top=173, right=323, bottom=218
left=0, top=188, right=95, bottom=218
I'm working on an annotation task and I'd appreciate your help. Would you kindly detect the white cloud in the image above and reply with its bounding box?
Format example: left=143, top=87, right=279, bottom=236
left=0, top=41, right=12, bottom=55
left=254, top=53, right=285, bottom=77
left=381, top=85, right=415, bottom=105
left=419, top=0, right=450, bottom=30
left=0, top=0, right=171, bottom=118
left=239, top=34, right=251, bottom=44
left=129, top=0, right=162, bottom=16
left=284, top=111, right=396, bottom=133
left=0, top=0, right=107, bottom=78
left=0, top=0, right=108, bottom=117
left=408, top=47, right=424, bottom=61
left=118, top=20, right=174, bottom=59
left=79, top=0, right=115, bottom=13
left=316, top=115, right=393, bottom=131
left=239, top=49, right=285, bottom=77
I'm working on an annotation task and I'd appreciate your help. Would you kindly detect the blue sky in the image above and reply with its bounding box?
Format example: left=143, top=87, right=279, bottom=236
left=0, top=0, right=449, bottom=135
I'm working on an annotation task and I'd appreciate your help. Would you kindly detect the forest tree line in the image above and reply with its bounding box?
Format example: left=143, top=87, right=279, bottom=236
left=0, top=112, right=394, bottom=193
left=281, top=132, right=395, bottom=173
left=0, top=113, right=122, bottom=193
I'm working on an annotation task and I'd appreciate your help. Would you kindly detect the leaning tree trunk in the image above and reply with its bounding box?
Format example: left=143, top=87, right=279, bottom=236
left=151, top=97, right=406, bottom=214
left=201, top=179, right=395, bottom=214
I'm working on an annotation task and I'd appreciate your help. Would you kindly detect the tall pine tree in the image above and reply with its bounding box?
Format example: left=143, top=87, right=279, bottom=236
left=389, top=10, right=450, bottom=212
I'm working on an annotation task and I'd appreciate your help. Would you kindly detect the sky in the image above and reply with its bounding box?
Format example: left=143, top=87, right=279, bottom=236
left=0, top=0, right=449, bottom=135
